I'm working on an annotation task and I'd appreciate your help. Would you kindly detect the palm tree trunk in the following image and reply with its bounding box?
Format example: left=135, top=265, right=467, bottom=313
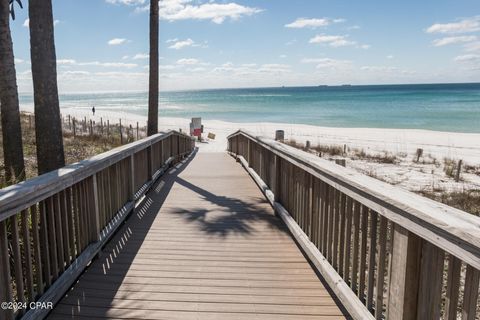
left=0, top=0, right=25, bottom=184
left=29, top=0, right=65, bottom=174
left=147, top=0, right=159, bottom=136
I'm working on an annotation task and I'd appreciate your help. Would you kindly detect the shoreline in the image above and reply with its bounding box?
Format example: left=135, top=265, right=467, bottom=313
left=32, top=106, right=480, bottom=165
left=17, top=107, right=480, bottom=210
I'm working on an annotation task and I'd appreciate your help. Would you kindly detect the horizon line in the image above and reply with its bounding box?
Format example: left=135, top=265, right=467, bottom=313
left=17, top=81, right=480, bottom=95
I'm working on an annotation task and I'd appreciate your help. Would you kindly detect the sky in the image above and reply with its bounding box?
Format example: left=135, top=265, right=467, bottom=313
left=8, top=0, right=480, bottom=93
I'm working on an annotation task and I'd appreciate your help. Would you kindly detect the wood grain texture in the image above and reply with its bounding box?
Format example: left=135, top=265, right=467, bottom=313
left=47, top=153, right=347, bottom=320
left=227, top=131, right=480, bottom=270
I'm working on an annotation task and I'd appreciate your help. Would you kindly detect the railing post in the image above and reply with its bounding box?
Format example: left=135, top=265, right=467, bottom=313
left=129, top=155, right=135, bottom=202
left=236, top=136, right=239, bottom=156
left=147, top=146, right=153, bottom=180
left=247, top=139, right=251, bottom=165
left=274, top=155, right=282, bottom=202
left=91, top=174, right=101, bottom=242
left=387, top=224, right=422, bottom=320
left=0, top=221, right=14, bottom=320
left=177, top=135, right=180, bottom=158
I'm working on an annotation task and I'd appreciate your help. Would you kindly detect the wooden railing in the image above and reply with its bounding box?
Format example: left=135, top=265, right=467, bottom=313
left=228, top=130, right=480, bottom=320
left=0, top=130, right=195, bottom=320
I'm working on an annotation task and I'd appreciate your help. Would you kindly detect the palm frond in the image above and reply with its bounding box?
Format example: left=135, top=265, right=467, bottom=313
left=9, top=0, right=23, bottom=20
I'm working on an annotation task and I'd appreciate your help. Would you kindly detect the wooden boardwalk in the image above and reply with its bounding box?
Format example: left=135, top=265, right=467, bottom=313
left=48, top=152, right=348, bottom=320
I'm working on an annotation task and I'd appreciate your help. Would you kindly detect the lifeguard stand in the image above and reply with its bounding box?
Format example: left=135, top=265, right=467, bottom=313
left=190, top=117, right=203, bottom=140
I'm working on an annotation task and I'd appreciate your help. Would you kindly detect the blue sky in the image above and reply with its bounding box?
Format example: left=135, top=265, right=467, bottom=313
left=9, top=0, right=480, bottom=92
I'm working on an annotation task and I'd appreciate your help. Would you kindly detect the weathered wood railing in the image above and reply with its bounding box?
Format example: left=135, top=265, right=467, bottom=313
left=228, top=130, right=480, bottom=320
left=0, top=130, right=195, bottom=320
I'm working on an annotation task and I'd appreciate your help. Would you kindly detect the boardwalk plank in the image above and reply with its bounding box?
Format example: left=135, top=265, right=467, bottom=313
left=48, top=153, right=347, bottom=319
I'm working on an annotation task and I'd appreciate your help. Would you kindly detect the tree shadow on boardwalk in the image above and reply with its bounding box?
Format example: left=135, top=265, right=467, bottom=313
left=170, top=176, right=289, bottom=237
left=47, top=150, right=200, bottom=319
left=47, top=151, right=350, bottom=319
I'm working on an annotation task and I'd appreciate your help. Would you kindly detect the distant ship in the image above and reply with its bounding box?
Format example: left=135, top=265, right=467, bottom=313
left=341, top=84, right=352, bottom=87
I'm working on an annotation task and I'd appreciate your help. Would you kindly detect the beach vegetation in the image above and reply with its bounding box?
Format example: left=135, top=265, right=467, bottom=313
left=443, top=157, right=460, bottom=179
left=419, top=188, right=480, bottom=217
left=0, top=112, right=123, bottom=185
left=464, top=163, right=480, bottom=176
left=313, top=144, right=343, bottom=156
left=352, top=148, right=399, bottom=164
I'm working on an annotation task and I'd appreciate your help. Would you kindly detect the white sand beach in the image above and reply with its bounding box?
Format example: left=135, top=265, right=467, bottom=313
left=57, top=106, right=480, bottom=162
left=27, top=106, right=480, bottom=195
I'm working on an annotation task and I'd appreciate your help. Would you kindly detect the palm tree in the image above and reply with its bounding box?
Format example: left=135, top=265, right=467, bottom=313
left=0, top=0, right=25, bottom=184
left=147, top=0, right=159, bottom=136
left=28, top=0, right=65, bottom=174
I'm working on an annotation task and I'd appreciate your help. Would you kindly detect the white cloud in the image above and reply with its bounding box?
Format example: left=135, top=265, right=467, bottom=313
left=177, top=58, right=200, bottom=65
left=57, top=59, right=137, bottom=68
left=432, top=35, right=477, bottom=46
left=62, top=71, right=91, bottom=76
left=79, top=61, right=137, bottom=68
left=361, top=66, right=398, bottom=72
left=285, top=18, right=328, bottom=29
left=258, top=64, right=291, bottom=73
left=360, top=65, right=416, bottom=76
left=309, top=34, right=355, bottom=47
left=14, top=58, right=24, bottom=64
left=426, top=16, right=480, bottom=34
left=158, top=0, right=263, bottom=24
left=108, top=38, right=128, bottom=45
left=169, top=38, right=195, bottom=50
left=132, top=53, right=149, bottom=59
left=94, top=71, right=146, bottom=77
left=134, top=5, right=150, bottom=13
left=106, top=0, right=145, bottom=5
left=387, top=55, right=394, bottom=59
left=301, top=58, right=352, bottom=69
left=279, top=54, right=287, bottom=58
left=453, top=54, right=480, bottom=71
left=23, top=18, right=59, bottom=27
left=122, top=55, right=130, bottom=60
left=188, top=67, right=207, bottom=72
left=285, top=17, right=344, bottom=29
left=57, top=59, right=77, bottom=65
left=464, top=42, right=480, bottom=52
left=160, top=65, right=180, bottom=70
left=454, top=54, right=480, bottom=62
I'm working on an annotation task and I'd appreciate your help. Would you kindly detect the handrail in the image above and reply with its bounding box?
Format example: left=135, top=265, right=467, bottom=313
left=0, top=130, right=180, bottom=220
left=228, top=129, right=480, bottom=320
left=0, top=130, right=195, bottom=320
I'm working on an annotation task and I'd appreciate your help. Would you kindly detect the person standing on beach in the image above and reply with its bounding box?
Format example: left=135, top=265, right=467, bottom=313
left=92, top=106, right=95, bottom=116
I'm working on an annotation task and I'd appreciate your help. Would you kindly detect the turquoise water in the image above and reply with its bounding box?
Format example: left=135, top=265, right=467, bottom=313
left=19, top=83, right=480, bottom=133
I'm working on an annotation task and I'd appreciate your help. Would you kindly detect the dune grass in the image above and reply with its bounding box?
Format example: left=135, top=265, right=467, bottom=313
left=0, top=112, right=125, bottom=186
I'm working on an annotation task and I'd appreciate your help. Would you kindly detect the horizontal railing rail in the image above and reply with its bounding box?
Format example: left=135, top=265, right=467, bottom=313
left=0, top=130, right=195, bottom=320
left=228, top=129, right=480, bottom=320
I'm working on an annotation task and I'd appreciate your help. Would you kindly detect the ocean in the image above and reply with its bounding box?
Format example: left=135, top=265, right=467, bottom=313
left=19, top=83, right=480, bottom=133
